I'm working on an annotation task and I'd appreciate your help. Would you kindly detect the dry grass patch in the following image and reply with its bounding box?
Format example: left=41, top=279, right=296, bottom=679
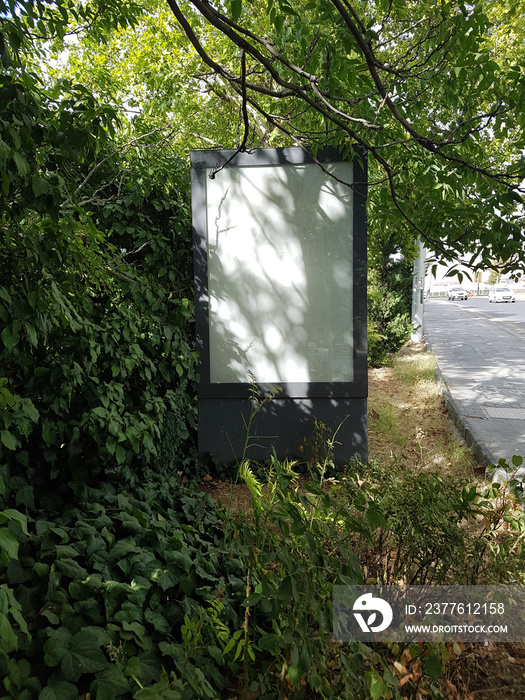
left=368, top=342, right=480, bottom=478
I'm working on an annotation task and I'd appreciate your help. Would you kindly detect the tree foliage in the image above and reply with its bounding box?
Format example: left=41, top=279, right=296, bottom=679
left=1, top=0, right=198, bottom=489
left=164, top=0, right=525, bottom=274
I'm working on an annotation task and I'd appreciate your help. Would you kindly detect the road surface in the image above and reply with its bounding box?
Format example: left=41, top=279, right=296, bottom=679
left=423, top=298, right=525, bottom=475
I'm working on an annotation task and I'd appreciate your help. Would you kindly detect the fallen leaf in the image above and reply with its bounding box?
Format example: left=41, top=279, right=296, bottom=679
left=394, top=661, right=406, bottom=675
left=453, top=641, right=464, bottom=656
left=444, top=679, right=458, bottom=697
left=401, top=647, right=412, bottom=665
left=399, top=675, right=412, bottom=688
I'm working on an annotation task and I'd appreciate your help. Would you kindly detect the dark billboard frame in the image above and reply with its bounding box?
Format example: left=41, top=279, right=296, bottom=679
left=191, top=146, right=368, bottom=465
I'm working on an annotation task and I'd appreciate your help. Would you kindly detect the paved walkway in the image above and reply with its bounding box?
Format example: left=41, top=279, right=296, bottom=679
left=423, top=300, right=525, bottom=478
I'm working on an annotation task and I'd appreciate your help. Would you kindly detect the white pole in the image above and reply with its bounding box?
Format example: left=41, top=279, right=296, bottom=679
left=411, top=239, right=426, bottom=343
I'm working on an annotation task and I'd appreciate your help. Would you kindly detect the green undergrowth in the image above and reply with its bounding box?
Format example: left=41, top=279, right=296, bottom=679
left=1, top=453, right=525, bottom=699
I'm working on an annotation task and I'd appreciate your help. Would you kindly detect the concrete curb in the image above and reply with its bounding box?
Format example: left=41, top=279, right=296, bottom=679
left=423, top=335, right=497, bottom=469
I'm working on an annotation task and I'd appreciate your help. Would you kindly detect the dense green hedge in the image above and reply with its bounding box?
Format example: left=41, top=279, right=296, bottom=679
left=0, top=71, right=198, bottom=490
left=368, top=261, right=414, bottom=367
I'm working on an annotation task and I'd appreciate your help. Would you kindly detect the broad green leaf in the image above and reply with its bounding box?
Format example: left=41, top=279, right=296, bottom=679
left=55, top=558, right=88, bottom=579
left=12, top=151, right=30, bottom=176
left=1, top=327, right=18, bottom=352
left=44, top=628, right=72, bottom=668
left=23, top=322, right=38, bottom=347
left=0, top=611, right=18, bottom=652
left=366, top=669, right=390, bottom=700
left=32, top=174, right=49, bottom=197
left=366, top=504, right=388, bottom=530
left=89, top=666, right=130, bottom=700
left=0, top=430, right=18, bottom=451
left=124, top=655, right=142, bottom=679
left=61, top=629, right=109, bottom=682
left=3, top=509, right=28, bottom=534
left=38, top=681, right=79, bottom=700
left=230, top=0, right=242, bottom=21
left=425, top=654, right=443, bottom=681
left=258, top=632, right=281, bottom=651
left=0, top=528, right=19, bottom=560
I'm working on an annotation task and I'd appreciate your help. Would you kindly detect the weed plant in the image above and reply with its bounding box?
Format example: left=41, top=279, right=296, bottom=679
left=342, top=457, right=525, bottom=587
left=2, top=430, right=525, bottom=698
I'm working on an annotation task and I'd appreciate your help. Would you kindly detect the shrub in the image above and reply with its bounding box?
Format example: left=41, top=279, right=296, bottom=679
left=0, top=76, right=198, bottom=487
left=368, top=260, right=414, bottom=367
left=343, top=457, right=525, bottom=587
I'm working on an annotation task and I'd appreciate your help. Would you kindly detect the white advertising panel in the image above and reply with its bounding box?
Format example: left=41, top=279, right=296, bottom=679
left=205, top=161, right=354, bottom=384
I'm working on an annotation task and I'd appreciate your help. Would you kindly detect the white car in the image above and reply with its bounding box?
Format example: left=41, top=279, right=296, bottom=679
left=446, top=286, right=468, bottom=301
left=488, top=286, right=515, bottom=303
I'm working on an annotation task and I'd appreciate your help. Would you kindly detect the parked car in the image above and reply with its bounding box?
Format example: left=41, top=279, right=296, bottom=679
left=488, top=286, right=516, bottom=303
left=446, top=286, right=468, bottom=301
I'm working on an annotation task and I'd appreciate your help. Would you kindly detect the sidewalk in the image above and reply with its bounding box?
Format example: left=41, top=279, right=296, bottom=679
left=423, top=300, right=525, bottom=477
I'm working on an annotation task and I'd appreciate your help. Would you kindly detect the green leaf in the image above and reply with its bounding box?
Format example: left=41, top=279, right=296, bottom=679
left=44, top=628, right=72, bottom=668
left=32, top=174, right=49, bottom=197
left=23, top=400, right=39, bottom=423
left=124, top=655, right=142, bottom=679
left=425, top=654, right=443, bottom=681
left=288, top=647, right=310, bottom=687
left=366, top=669, right=389, bottom=700
left=366, top=503, right=388, bottom=530
left=1, top=326, right=18, bottom=352
left=276, top=575, right=293, bottom=601
left=55, top=558, right=88, bottom=579
left=258, top=632, right=281, bottom=651
left=89, top=666, right=130, bottom=700
left=273, top=13, right=285, bottom=31
left=137, top=650, right=161, bottom=685
left=23, top=321, right=38, bottom=347
left=3, top=508, right=28, bottom=534
left=242, top=591, right=261, bottom=607
left=116, top=444, right=126, bottom=464
left=133, top=669, right=182, bottom=699
left=122, top=620, right=147, bottom=639
left=230, top=0, right=242, bottom=21
left=144, top=609, right=169, bottom=634
left=0, top=528, right=19, bottom=560
left=40, top=609, right=61, bottom=625
left=38, top=681, right=79, bottom=700
left=0, top=430, right=18, bottom=451
left=0, top=287, right=11, bottom=303
left=16, top=484, right=34, bottom=509
left=12, top=151, right=30, bottom=176
left=61, top=629, right=109, bottom=682
left=0, top=611, right=18, bottom=652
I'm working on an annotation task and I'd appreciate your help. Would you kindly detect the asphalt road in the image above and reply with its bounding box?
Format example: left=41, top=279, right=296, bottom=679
left=447, top=295, right=525, bottom=330
left=423, top=298, right=525, bottom=469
